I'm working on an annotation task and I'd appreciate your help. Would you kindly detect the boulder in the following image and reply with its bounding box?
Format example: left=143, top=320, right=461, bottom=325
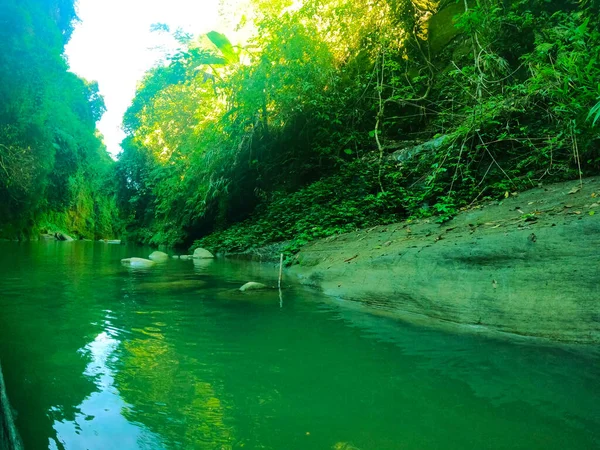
left=55, top=232, right=74, bottom=241
left=107, top=240, right=121, bottom=245
left=193, top=248, right=215, bottom=259
left=239, top=282, right=269, bottom=292
left=172, top=255, right=180, bottom=259
left=121, top=257, right=156, bottom=268
left=179, top=255, right=194, bottom=260
left=149, top=251, right=169, bottom=262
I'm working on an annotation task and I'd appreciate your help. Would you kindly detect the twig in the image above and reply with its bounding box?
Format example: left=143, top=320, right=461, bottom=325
left=571, top=123, right=583, bottom=188
left=278, top=253, right=283, bottom=308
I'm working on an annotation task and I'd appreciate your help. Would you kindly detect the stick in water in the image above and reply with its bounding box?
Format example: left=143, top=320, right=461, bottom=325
left=278, top=253, right=284, bottom=308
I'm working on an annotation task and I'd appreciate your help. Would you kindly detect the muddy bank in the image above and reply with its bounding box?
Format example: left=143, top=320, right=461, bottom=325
left=289, top=177, right=600, bottom=343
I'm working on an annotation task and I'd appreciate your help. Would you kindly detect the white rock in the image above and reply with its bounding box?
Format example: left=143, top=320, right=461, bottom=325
left=193, top=248, right=215, bottom=259
left=121, top=257, right=156, bottom=268
left=149, top=251, right=169, bottom=262
left=239, top=282, right=269, bottom=292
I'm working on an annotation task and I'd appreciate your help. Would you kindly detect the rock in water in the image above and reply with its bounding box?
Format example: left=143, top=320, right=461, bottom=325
left=121, top=257, right=156, bottom=268
left=55, top=232, right=74, bottom=241
left=239, top=282, right=269, bottom=292
left=193, top=248, right=215, bottom=259
left=149, top=251, right=169, bottom=262
left=179, top=255, right=194, bottom=260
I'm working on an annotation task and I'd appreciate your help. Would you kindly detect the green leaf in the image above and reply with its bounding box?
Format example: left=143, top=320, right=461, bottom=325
left=343, top=149, right=353, bottom=155
left=206, top=31, right=238, bottom=63
left=588, top=99, right=600, bottom=127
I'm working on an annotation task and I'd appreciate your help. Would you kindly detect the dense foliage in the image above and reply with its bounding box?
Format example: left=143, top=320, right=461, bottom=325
left=115, top=0, right=598, bottom=254
left=0, top=0, right=119, bottom=239
left=118, top=0, right=600, bottom=255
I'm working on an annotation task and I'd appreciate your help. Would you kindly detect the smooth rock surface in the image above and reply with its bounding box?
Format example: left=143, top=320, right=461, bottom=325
left=239, top=282, right=269, bottom=292
left=149, top=251, right=169, bottom=262
left=179, top=255, right=194, bottom=260
left=193, top=248, right=215, bottom=259
left=291, top=177, right=600, bottom=343
left=121, top=257, right=156, bottom=268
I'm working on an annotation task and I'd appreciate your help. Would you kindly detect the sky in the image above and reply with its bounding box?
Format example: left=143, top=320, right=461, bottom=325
left=65, top=0, right=227, bottom=157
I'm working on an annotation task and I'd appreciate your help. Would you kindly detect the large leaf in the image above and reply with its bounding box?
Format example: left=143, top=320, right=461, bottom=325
left=588, top=99, right=600, bottom=127
left=206, top=31, right=238, bottom=63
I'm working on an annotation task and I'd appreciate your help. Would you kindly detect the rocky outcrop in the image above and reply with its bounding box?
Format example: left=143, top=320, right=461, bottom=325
left=121, top=257, right=156, bottom=268
left=290, top=177, right=600, bottom=343
left=193, top=248, right=215, bottom=259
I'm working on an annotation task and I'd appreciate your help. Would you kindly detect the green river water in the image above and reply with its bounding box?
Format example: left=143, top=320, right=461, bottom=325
left=0, top=241, right=598, bottom=450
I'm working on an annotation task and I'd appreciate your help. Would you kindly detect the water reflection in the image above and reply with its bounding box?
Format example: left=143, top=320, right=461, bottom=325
left=115, top=327, right=235, bottom=448
left=49, top=331, right=162, bottom=450
left=0, top=242, right=598, bottom=450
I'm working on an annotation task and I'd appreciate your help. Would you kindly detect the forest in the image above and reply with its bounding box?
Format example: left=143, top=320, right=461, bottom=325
left=1, top=0, right=599, bottom=257
left=0, top=0, right=119, bottom=240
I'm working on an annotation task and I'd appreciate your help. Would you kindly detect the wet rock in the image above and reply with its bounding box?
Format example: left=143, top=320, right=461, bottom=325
left=172, top=255, right=180, bottom=259
left=193, top=248, right=215, bottom=259
left=239, top=282, right=269, bottom=292
left=121, top=257, right=156, bottom=268
left=54, top=232, right=74, bottom=241
left=149, top=251, right=169, bottom=262
left=179, top=255, right=194, bottom=260
left=136, top=279, right=207, bottom=291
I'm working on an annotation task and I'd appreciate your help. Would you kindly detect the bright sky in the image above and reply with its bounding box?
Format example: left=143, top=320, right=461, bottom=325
left=65, top=0, right=227, bottom=157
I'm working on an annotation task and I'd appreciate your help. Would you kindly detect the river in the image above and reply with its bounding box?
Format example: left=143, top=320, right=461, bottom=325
left=0, top=241, right=598, bottom=449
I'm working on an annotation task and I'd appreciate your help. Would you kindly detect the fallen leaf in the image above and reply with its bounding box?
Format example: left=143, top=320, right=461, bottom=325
left=504, top=191, right=509, bottom=199
left=568, top=186, right=581, bottom=194
left=511, top=192, right=518, bottom=196
left=590, top=211, right=596, bottom=216
left=590, top=203, right=599, bottom=208
left=574, top=211, right=582, bottom=215
left=592, top=193, right=597, bottom=198
left=565, top=204, right=573, bottom=208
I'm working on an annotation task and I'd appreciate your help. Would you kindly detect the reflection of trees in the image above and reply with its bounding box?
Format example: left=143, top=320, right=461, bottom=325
left=115, top=334, right=235, bottom=449
left=0, top=243, right=105, bottom=449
